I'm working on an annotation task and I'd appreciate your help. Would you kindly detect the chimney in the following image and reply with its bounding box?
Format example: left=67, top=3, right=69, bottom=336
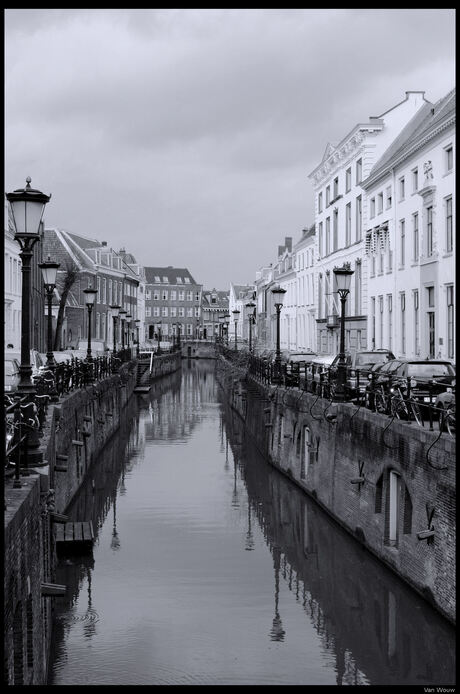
left=101, top=241, right=107, bottom=247
left=278, top=245, right=285, bottom=256
left=285, top=237, right=292, bottom=252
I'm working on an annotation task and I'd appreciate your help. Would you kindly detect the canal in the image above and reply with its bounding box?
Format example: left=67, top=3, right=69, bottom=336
left=48, top=360, right=456, bottom=686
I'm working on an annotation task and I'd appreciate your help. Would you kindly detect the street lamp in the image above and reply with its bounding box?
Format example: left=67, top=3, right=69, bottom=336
left=156, top=321, right=162, bottom=354
left=333, top=263, right=354, bottom=402
left=176, top=322, right=181, bottom=348
left=110, top=305, right=121, bottom=353
left=232, top=309, right=240, bottom=350
left=223, top=313, right=230, bottom=346
left=135, top=319, right=141, bottom=357
left=218, top=316, right=224, bottom=343
left=245, top=301, right=256, bottom=353
left=126, top=314, right=132, bottom=351
left=39, top=256, right=60, bottom=372
left=119, top=309, right=127, bottom=350
left=6, top=177, right=50, bottom=395
left=271, top=285, right=286, bottom=383
left=83, top=286, right=98, bottom=362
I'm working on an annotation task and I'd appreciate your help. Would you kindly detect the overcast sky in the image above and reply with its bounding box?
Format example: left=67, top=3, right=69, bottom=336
left=5, top=8, right=455, bottom=289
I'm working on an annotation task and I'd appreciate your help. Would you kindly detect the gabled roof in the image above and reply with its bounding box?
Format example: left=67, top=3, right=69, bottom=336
left=363, top=88, right=455, bottom=187
left=202, top=289, right=229, bottom=308
left=321, top=142, right=337, bottom=162
left=144, top=266, right=198, bottom=285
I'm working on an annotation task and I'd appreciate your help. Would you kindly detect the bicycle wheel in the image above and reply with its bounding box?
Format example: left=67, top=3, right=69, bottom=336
left=445, top=406, right=456, bottom=436
left=391, top=396, right=409, bottom=419
left=374, top=391, right=387, bottom=414
left=410, top=401, right=423, bottom=427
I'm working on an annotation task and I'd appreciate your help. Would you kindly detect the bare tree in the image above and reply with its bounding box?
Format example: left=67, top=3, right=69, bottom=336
left=54, top=261, right=79, bottom=350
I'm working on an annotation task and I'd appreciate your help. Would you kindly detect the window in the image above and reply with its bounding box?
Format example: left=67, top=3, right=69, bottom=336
left=97, top=276, right=101, bottom=297
left=379, top=247, right=384, bottom=274
left=162, top=276, right=169, bottom=283
left=346, top=168, right=351, bottom=192
left=318, top=274, right=323, bottom=319
left=356, top=158, right=362, bottom=184
left=162, top=290, right=168, bottom=300
left=195, top=291, right=200, bottom=301
left=354, top=260, right=362, bottom=315
left=371, top=297, right=376, bottom=348
left=426, top=206, right=433, bottom=256
left=170, top=306, right=177, bottom=317
left=184, top=277, right=191, bottom=284
left=427, top=288, right=435, bottom=358
left=318, top=221, right=323, bottom=256
left=145, top=306, right=151, bottom=317
left=162, top=307, right=168, bottom=317
left=400, top=219, right=405, bottom=267
left=378, top=192, right=383, bottom=214
left=326, top=185, right=330, bottom=206
left=387, top=294, right=393, bottom=350
left=333, top=176, right=339, bottom=199
left=399, top=176, right=405, bottom=200
left=153, top=306, right=160, bottom=317
left=427, top=286, right=434, bottom=308
left=153, top=290, right=160, bottom=300
left=195, top=307, right=200, bottom=317
left=187, top=307, right=193, bottom=317
left=345, top=203, right=351, bottom=246
left=412, top=168, right=418, bottom=192
left=447, top=285, right=454, bottom=359
left=445, top=145, right=453, bottom=172
left=318, top=191, right=323, bottom=213
left=178, top=307, right=185, bottom=317
left=154, top=275, right=161, bottom=283
left=179, top=290, right=185, bottom=301
left=176, top=277, right=183, bottom=283
left=170, top=290, right=177, bottom=300
left=400, top=293, right=406, bottom=354
left=356, top=195, right=362, bottom=241
left=333, top=209, right=338, bottom=251
left=370, top=197, right=375, bottom=218
left=108, top=279, right=112, bottom=306
left=386, top=186, right=392, bottom=208
left=414, top=290, right=419, bottom=355
left=186, top=290, right=193, bottom=301
left=326, top=217, right=330, bottom=255
left=446, top=196, right=453, bottom=252
left=379, top=296, right=384, bottom=348
left=413, top=212, right=419, bottom=261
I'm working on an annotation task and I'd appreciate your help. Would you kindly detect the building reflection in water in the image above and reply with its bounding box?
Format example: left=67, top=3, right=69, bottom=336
left=220, top=390, right=455, bottom=686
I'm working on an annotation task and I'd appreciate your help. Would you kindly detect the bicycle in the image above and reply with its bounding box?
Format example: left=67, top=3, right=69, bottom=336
left=439, top=403, right=456, bottom=436
left=389, top=380, right=423, bottom=426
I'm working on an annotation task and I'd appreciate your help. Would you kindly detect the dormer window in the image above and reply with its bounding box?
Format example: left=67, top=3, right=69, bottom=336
left=155, top=275, right=161, bottom=283
left=184, top=277, right=191, bottom=284
left=177, top=277, right=183, bottom=283
left=163, top=276, right=169, bottom=283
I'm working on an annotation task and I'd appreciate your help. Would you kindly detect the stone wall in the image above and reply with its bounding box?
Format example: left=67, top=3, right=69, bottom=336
left=216, top=357, right=456, bottom=623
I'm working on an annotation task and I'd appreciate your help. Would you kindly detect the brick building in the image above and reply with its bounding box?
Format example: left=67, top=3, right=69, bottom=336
left=43, top=229, right=139, bottom=351
left=144, top=266, right=202, bottom=344
left=201, top=289, right=229, bottom=339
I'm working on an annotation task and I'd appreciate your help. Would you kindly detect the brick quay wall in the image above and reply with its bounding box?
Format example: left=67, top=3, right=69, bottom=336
left=4, top=352, right=181, bottom=686
left=216, top=357, right=456, bottom=624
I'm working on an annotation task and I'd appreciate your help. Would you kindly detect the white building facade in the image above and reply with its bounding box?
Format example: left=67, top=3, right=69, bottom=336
left=309, top=91, right=429, bottom=356
left=362, top=89, right=455, bottom=362
left=294, top=225, right=316, bottom=352
left=4, top=201, right=22, bottom=349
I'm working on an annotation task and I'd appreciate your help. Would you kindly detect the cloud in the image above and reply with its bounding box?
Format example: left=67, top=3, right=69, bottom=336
left=5, top=8, right=455, bottom=287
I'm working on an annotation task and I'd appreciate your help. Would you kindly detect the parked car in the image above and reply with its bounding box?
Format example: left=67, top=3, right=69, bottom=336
left=372, top=359, right=456, bottom=412
left=307, top=355, right=336, bottom=394
left=39, top=351, right=72, bottom=367
left=285, top=352, right=318, bottom=378
left=329, top=349, right=395, bottom=398
left=4, top=349, right=45, bottom=379
left=5, top=356, right=20, bottom=392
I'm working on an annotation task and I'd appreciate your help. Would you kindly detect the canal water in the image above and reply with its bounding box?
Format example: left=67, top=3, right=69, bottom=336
left=48, top=360, right=455, bottom=686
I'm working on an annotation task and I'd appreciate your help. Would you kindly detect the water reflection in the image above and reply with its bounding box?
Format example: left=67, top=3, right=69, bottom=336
left=221, top=392, right=456, bottom=685
left=48, top=362, right=455, bottom=686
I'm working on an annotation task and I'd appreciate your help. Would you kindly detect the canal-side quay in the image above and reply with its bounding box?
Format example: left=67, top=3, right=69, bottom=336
left=4, top=351, right=181, bottom=686
left=215, top=355, right=456, bottom=626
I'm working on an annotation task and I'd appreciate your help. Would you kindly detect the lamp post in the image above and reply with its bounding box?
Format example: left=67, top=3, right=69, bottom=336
left=218, top=316, right=224, bottom=343
left=223, top=313, right=230, bottom=346
left=177, top=322, right=181, bottom=348
left=83, top=286, right=98, bottom=362
left=119, top=309, right=127, bottom=350
left=232, top=309, right=240, bottom=350
left=245, top=301, right=255, bottom=353
left=126, top=314, right=132, bottom=351
left=39, top=256, right=60, bottom=371
left=6, top=178, right=50, bottom=395
left=135, top=319, right=141, bottom=357
left=271, top=285, right=286, bottom=383
left=110, top=305, right=121, bottom=353
left=333, top=264, right=354, bottom=402
left=156, top=321, right=162, bottom=354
